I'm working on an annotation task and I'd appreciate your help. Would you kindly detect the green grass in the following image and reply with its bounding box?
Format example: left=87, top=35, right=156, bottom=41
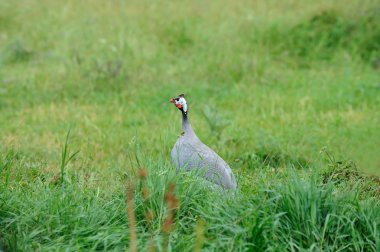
left=1, top=0, right=380, bottom=251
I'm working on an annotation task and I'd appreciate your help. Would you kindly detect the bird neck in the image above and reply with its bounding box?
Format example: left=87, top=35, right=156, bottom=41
left=182, top=111, right=195, bottom=136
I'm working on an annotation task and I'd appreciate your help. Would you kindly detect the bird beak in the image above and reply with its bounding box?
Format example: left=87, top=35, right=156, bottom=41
left=169, top=98, right=175, bottom=103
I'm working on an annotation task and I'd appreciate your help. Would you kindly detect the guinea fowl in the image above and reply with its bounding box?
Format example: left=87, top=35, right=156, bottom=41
left=170, top=94, right=237, bottom=189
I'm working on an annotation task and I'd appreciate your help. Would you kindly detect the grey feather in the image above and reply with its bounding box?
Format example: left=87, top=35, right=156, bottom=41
left=171, top=107, right=237, bottom=189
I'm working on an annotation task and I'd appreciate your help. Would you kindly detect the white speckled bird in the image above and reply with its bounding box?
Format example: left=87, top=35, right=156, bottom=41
left=170, top=94, right=237, bottom=189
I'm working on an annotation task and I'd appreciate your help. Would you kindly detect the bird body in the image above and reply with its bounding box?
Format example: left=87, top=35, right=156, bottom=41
left=170, top=94, right=237, bottom=189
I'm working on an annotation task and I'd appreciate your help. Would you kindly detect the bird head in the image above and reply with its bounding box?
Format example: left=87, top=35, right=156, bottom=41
left=169, top=94, right=188, bottom=114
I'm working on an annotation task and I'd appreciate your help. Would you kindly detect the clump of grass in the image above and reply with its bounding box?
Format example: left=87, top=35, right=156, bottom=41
left=268, top=174, right=379, bottom=251
left=261, top=8, right=380, bottom=64
left=124, top=166, right=180, bottom=252
left=237, top=142, right=310, bottom=171
left=286, top=11, right=353, bottom=60
left=58, top=129, right=79, bottom=185
left=321, top=150, right=380, bottom=198
left=0, top=40, right=33, bottom=64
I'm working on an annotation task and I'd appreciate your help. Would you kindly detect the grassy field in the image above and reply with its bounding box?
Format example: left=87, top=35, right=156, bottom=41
left=1, top=0, right=380, bottom=251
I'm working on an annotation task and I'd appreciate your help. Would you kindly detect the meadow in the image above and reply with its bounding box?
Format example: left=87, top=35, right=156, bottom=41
left=1, top=0, right=380, bottom=251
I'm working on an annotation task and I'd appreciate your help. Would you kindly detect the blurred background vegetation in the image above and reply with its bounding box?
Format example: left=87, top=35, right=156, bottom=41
left=0, top=0, right=379, bottom=175
left=0, top=0, right=380, bottom=250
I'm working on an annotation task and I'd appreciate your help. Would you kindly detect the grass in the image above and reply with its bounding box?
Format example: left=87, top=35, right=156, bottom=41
left=0, top=0, right=380, bottom=251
